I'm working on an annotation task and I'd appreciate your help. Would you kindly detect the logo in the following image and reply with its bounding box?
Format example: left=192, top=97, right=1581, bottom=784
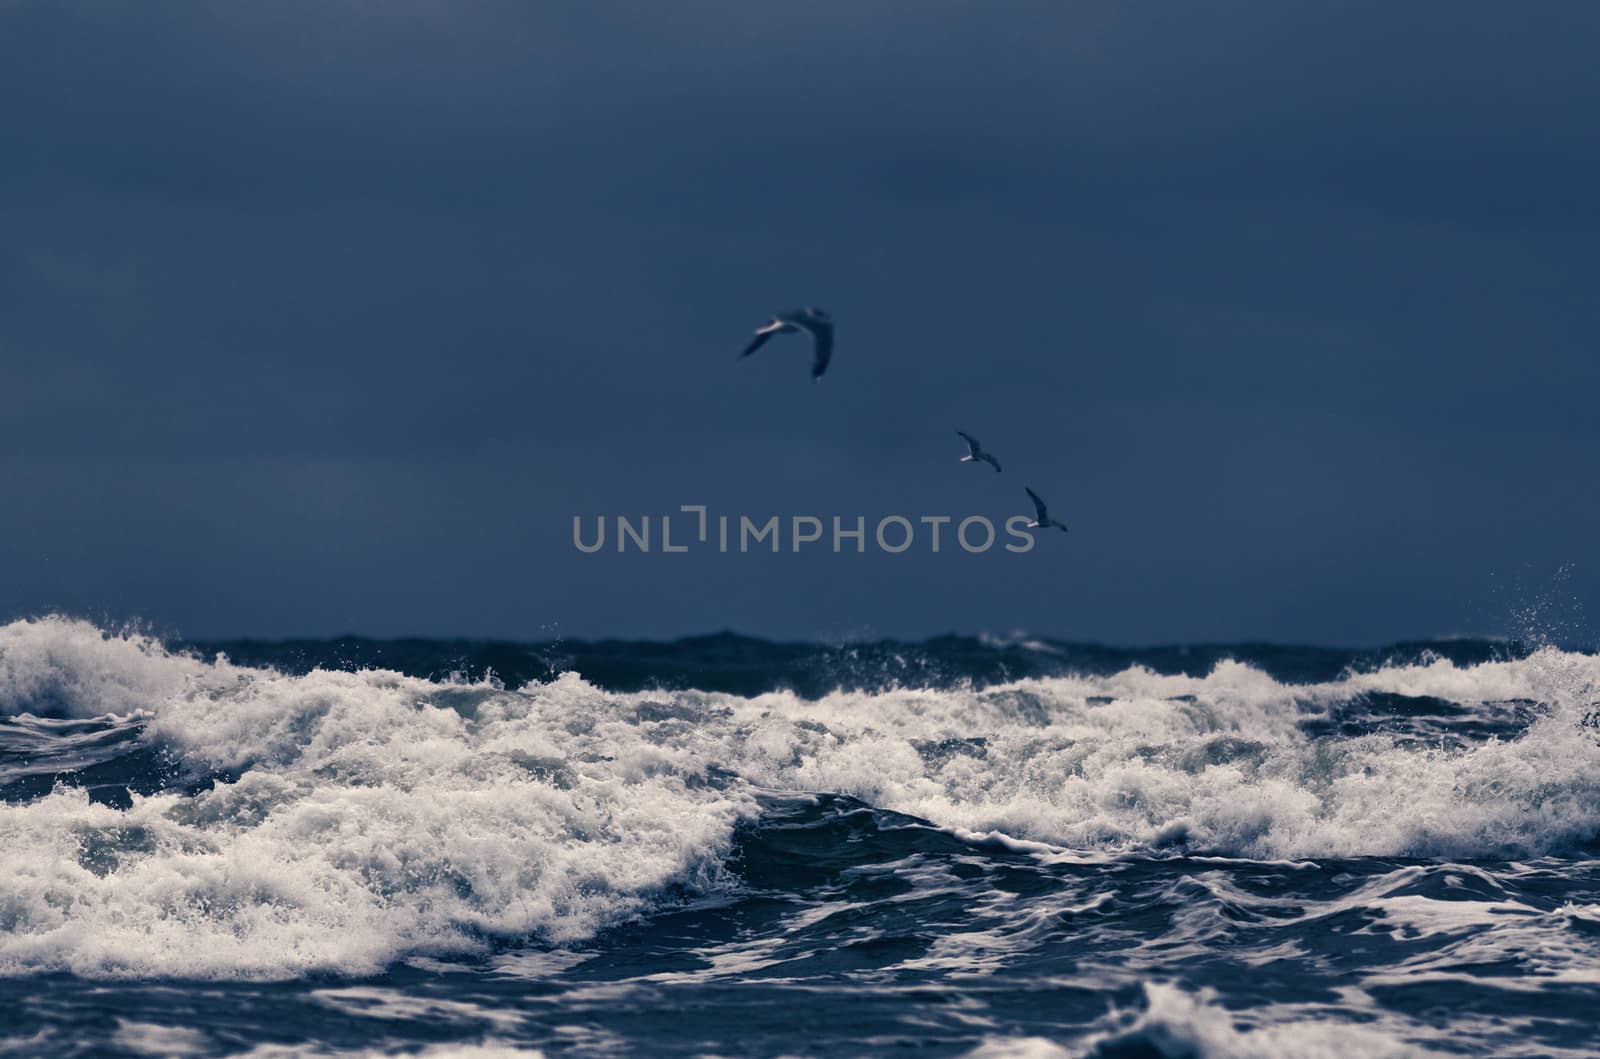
left=573, top=505, right=1036, bottom=554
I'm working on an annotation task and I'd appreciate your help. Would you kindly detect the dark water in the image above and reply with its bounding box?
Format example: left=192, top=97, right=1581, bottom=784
left=3, top=617, right=1600, bottom=1057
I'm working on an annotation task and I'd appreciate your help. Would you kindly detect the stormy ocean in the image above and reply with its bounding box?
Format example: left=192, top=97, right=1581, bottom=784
left=4, top=616, right=1600, bottom=1058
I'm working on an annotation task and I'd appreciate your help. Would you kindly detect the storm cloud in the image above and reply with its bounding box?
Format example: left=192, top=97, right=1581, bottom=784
left=2, top=1, right=1596, bottom=642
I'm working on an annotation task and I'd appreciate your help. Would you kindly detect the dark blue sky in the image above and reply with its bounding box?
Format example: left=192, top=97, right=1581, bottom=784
left=2, top=2, right=1596, bottom=644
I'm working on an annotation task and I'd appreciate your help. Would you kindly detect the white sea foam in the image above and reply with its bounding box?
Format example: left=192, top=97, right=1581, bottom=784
left=2, top=617, right=1599, bottom=979
left=712, top=649, right=1600, bottom=861
left=0, top=618, right=207, bottom=719
left=0, top=618, right=754, bottom=978
left=229, top=1045, right=540, bottom=1059
left=964, top=1037, right=1072, bottom=1058
left=111, top=1020, right=211, bottom=1057
left=1079, top=982, right=1443, bottom=1058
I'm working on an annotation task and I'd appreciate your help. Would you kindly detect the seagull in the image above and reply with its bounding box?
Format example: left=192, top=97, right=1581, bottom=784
left=956, top=430, right=1002, bottom=473
left=1024, top=487, right=1069, bottom=535
left=739, top=307, right=834, bottom=381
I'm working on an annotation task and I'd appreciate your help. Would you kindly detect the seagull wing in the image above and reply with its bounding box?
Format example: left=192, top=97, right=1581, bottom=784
left=1025, top=487, right=1048, bottom=522
left=807, top=319, right=834, bottom=379
left=1055, top=521, right=1070, bottom=535
left=982, top=453, right=1002, bottom=473
left=956, top=430, right=981, bottom=455
left=740, top=319, right=790, bottom=358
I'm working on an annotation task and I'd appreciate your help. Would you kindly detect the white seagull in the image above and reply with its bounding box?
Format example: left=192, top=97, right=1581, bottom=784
left=956, top=430, right=1002, bottom=473
left=740, top=307, right=834, bottom=381
left=1024, top=487, right=1069, bottom=535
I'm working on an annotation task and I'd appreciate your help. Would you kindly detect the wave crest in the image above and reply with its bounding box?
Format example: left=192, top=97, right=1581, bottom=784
left=2, top=617, right=1599, bottom=978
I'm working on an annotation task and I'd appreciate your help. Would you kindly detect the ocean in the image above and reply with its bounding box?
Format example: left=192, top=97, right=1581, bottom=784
left=3, top=616, right=1599, bottom=1057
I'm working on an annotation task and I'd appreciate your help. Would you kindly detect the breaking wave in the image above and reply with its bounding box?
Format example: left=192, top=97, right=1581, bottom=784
left=2, top=615, right=1599, bottom=980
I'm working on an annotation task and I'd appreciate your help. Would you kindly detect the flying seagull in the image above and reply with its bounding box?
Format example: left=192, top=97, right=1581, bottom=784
left=956, top=430, right=1002, bottom=473
left=1024, top=487, right=1070, bottom=535
left=740, top=307, right=834, bottom=380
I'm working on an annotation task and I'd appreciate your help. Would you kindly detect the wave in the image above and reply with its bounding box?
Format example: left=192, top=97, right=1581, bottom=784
left=1073, top=982, right=1444, bottom=1059
left=2, top=616, right=1600, bottom=979
left=967, top=983, right=1449, bottom=1057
